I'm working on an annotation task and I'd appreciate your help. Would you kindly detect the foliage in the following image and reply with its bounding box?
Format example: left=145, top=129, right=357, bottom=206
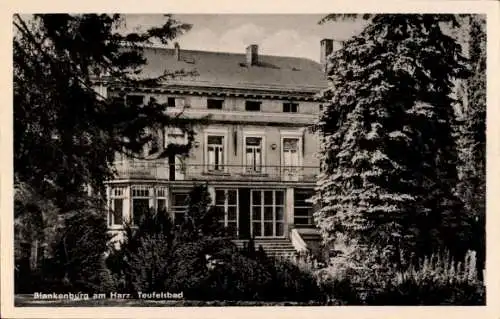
left=46, top=201, right=116, bottom=292
left=14, top=179, right=60, bottom=266
left=315, top=248, right=484, bottom=305
left=179, top=184, right=227, bottom=240
left=13, top=13, right=197, bottom=293
left=237, top=241, right=323, bottom=301
left=454, top=14, right=486, bottom=278
left=15, top=197, right=115, bottom=293
left=14, top=14, right=195, bottom=203
left=166, top=238, right=274, bottom=301
left=313, top=14, right=472, bottom=263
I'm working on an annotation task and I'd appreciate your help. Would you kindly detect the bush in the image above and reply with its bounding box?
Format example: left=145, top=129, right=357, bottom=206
left=315, top=248, right=485, bottom=305
left=365, top=279, right=485, bottom=305
left=267, top=259, right=323, bottom=302
left=44, top=206, right=116, bottom=293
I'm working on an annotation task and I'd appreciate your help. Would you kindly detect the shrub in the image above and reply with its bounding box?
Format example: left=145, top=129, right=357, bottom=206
left=44, top=206, right=116, bottom=293
left=164, top=238, right=241, bottom=299
left=267, top=259, right=323, bottom=302
left=194, top=248, right=274, bottom=301
left=315, top=247, right=485, bottom=305
left=365, top=278, right=485, bottom=305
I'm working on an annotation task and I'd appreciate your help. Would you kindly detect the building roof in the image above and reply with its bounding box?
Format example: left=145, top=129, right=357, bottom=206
left=137, top=46, right=328, bottom=94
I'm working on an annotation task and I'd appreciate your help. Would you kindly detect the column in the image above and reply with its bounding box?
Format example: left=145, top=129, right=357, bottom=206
left=105, top=185, right=111, bottom=225
left=167, top=188, right=174, bottom=221
left=123, top=185, right=131, bottom=223
left=207, top=185, right=216, bottom=205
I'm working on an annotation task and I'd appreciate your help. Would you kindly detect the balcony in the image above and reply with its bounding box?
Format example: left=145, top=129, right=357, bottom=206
left=112, top=160, right=319, bottom=183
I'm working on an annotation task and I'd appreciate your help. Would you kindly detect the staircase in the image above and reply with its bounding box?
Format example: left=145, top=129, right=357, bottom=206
left=233, top=238, right=298, bottom=259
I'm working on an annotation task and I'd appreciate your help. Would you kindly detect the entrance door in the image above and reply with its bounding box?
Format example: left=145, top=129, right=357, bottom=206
left=250, top=190, right=285, bottom=237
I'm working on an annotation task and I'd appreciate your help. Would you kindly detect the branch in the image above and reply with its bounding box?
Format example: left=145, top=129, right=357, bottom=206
left=13, top=14, right=110, bottom=103
left=318, top=14, right=373, bottom=25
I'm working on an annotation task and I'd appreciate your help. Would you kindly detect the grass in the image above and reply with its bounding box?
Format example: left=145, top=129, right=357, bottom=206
left=14, top=294, right=325, bottom=307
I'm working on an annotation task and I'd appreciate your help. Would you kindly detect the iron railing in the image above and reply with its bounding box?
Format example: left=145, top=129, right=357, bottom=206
left=113, top=160, right=319, bottom=182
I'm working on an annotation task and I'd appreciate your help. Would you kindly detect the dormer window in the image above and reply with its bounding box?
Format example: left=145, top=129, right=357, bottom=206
left=283, top=102, right=298, bottom=113
left=245, top=101, right=261, bottom=112
left=207, top=98, right=224, bottom=110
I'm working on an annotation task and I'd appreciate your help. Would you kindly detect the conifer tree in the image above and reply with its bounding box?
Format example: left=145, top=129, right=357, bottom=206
left=13, top=14, right=195, bottom=289
left=313, top=15, right=471, bottom=261
left=454, top=15, right=486, bottom=276
left=14, top=14, right=194, bottom=207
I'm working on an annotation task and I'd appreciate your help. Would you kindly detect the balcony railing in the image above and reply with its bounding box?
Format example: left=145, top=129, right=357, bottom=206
left=113, top=160, right=319, bottom=182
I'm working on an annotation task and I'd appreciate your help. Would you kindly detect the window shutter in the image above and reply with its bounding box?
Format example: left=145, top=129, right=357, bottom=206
left=233, top=130, right=237, bottom=156
left=302, top=130, right=306, bottom=159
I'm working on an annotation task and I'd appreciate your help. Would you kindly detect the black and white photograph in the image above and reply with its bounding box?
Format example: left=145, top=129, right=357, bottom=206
left=3, top=0, right=499, bottom=317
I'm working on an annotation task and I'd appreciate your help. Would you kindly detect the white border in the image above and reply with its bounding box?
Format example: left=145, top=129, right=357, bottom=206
left=2, top=1, right=500, bottom=319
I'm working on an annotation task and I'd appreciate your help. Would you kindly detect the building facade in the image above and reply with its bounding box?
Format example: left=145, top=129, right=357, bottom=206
left=102, top=41, right=333, bottom=254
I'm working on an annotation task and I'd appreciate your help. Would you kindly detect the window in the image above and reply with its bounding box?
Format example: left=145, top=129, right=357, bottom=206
left=294, top=189, right=314, bottom=225
left=281, top=136, right=302, bottom=181
left=167, top=97, right=176, bottom=107
left=215, top=189, right=238, bottom=236
left=171, top=192, right=189, bottom=225
left=146, top=127, right=161, bottom=155
left=108, top=187, right=126, bottom=227
left=127, top=94, right=144, bottom=107
left=283, top=138, right=300, bottom=167
left=283, top=102, right=298, bottom=113
left=245, top=101, right=261, bottom=111
left=207, top=135, right=225, bottom=171
left=251, top=190, right=285, bottom=237
left=156, top=187, right=168, bottom=213
left=164, top=127, right=188, bottom=147
left=111, top=93, right=126, bottom=106
left=131, top=186, right=151, bottom=225
left=245, top=137, right=263, bottom=173
left=207, top=99, right=224, bottom=110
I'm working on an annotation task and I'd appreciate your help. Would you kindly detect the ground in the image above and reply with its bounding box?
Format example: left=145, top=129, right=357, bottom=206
left=14, top=294, right=325, bottom=307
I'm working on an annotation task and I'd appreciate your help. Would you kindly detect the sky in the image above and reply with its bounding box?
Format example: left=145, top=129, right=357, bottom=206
left=121, top=14, right=367, bottom=62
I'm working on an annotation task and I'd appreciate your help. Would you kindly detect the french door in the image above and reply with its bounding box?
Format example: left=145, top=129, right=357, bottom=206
left=282, top=138, right=301, bottom=181
left=245, top=137, right=263, bottom=173
left=250, top=190, right=285, bottom=237
left=215, top=189, right=238, bottom=236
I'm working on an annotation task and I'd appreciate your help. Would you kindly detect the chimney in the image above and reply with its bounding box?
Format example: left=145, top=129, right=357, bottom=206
left=320, top=39, right=342, bottom=72
left=246, top=44, right=258, bottom=66
left=174, top=42, right=180, bottom=61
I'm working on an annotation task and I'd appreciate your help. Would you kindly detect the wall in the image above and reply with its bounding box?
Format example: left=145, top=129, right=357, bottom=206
left=109, top=91, right=319, bottom=115
left=108, top=90, right=321, bottom=170
left=184, top=123, right=319, bottom=169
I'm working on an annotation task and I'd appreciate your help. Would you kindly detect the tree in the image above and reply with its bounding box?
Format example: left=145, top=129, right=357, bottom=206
left=313, top=14, right=471, bottom=263
left=45, top=202, right=116, bottom=292
left=13, top=14, right=196, bottom=288
left=180, top=184, right=226, bottom=240
left=454, top=15, right=486, bottom=277
left=13, top=14, right=195, bottom=207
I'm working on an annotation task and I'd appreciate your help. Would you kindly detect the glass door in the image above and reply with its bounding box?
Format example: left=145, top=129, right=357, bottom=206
left=250, top=190, right=285, bottom=237
left=282, top=138, right=300, bottom=181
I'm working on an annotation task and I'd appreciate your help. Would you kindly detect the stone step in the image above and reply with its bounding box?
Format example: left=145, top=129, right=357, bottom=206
left=232, top=239, right=299, bottom=259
